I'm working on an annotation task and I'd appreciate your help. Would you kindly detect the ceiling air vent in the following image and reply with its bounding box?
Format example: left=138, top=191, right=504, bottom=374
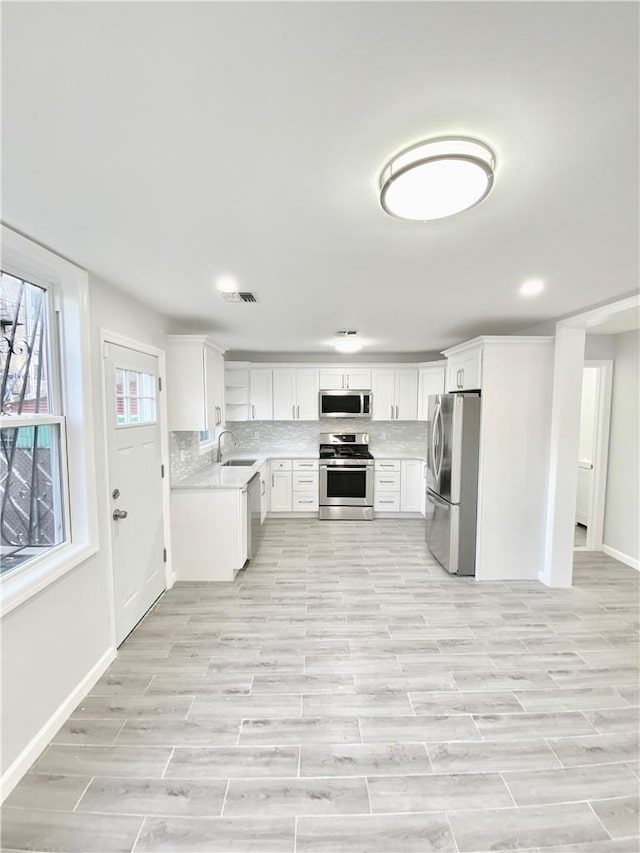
left=335, top=330, right=358, bottom=336
left=220, top=291, right=257, bottom=303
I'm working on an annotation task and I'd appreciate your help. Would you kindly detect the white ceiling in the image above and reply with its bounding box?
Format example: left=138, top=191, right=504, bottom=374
left=589, top=306, right=640, bottom=335
left=2, top=2, right=638, bottom=353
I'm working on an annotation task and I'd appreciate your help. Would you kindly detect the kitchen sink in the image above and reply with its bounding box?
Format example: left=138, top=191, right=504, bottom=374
left=222, top=459, right=257, bottom=467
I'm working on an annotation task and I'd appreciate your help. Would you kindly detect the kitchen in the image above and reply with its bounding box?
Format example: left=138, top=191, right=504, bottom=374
left=1, top=2, right=638, bottom=852
left=167, top=338, right=552, bottom=588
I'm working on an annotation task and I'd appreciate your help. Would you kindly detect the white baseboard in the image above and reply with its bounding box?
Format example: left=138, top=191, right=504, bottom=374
left=602, top=544, right=639, bottom=571
left=0, top=645, right=116, bottom=802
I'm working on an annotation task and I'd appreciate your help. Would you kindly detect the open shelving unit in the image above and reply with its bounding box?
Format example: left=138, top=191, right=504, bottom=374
left=224, top=362, right=249, bottom=421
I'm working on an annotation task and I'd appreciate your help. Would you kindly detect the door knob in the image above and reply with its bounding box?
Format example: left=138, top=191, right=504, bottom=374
left=112, top=488, right=120, bottom=500
left=112, top=509, right=128, bottom=521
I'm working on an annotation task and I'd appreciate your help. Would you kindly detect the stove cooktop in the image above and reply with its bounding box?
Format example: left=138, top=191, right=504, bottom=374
left=319, top=447, right=374, bottom=460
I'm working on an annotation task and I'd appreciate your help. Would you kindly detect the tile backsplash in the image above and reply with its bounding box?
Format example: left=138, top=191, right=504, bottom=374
left=170, top=431, right=216, bottom=482
left=170, top=420, right=429, bottom=482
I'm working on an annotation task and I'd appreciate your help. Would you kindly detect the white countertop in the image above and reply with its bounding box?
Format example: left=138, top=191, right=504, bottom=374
left=172, top=452, right=426, bottom=490
left=172, top=456, right=268, bottom=491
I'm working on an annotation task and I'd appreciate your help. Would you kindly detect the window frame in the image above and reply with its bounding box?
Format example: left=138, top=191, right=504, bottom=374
left=198, top=429, right=215, bottom=454
left=1, top=226, right=99, bottom=616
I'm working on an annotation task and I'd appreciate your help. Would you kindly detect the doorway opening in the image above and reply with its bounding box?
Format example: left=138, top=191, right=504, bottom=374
left=573, top=361, right=612, bottom=552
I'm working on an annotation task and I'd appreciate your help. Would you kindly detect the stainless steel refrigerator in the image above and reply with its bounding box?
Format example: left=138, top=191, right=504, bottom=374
left=425, top=392, right=481, bottom=575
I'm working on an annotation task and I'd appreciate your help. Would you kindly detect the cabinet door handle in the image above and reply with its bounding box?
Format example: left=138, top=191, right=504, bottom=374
left=298, top=479, right=314, bottom=484
left=390, top=404, right=394, bottom=419
left=395, top=405, right=399, bottom=419
left=299, top=500, right=314, bottom=504
left=379, top=500, right=395, bottom=504
left=380, top=480, right=395, bottom=484
left=271, top=474, right=275, bottom=487
left=297, top=404, right=300, bottom=419
left=345, top=375, right=349, bottom=389
left=460, top=368, right=464, bottom=388
left=252, top=404, right=255, bottom=419
left=292, top=404, right=296, bottom=419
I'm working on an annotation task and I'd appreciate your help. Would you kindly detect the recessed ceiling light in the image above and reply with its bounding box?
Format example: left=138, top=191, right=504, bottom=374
left=335, top=340, right=363, bottom=354
left=379, top=136, right=495, bottom=221
left=215, top=275, right=239, bottom=293
left=519, top=278, right=545, bottom=297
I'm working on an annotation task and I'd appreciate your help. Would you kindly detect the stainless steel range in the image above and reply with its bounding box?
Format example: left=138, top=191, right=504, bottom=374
left=319, top=433, right=374, bottom=520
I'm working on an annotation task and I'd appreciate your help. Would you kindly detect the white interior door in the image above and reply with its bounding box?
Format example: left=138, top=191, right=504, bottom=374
left=576, top=366, right=598, bottom=527
left=104, top=342, right=165, bottom=645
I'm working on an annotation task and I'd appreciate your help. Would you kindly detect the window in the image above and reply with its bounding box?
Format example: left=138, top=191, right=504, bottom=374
left=1, top=225, right=98, bottom=614
left=199, top=429, right=215, bottom=452
left=115, top=368, right=157, bottom=426
left=1, top=273, right=68, bottom=575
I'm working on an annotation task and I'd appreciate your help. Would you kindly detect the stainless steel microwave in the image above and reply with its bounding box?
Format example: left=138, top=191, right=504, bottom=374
left=319, top=390, right=372, bottom=419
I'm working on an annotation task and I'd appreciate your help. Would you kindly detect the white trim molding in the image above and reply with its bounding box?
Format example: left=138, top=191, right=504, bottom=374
left=1, top=226, right=99, bottom=616
left=0, top=646, right=116, bottom=802
left=602, top=545, right=639, bottom=571
left=543, top=292, right=640, bottom=587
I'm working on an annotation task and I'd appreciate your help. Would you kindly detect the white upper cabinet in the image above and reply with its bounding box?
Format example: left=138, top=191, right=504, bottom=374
left=345, top=369, right=371, bottom=389
left=319, top=368, right=371, bottom=390
left=249, top=368, right=273, bottom=420
left=273, top=369, right=319, bottom=420
left=272, top=369, right=296, bottom=420
left=418, top=363, right=447, bottom=420
left=296, top=369, right=320, bottom=420
left=167, top=335, right=225, bottom=431
left=396, top=369, right=418, bottom=420
left=372, top=369, right=418, bottom=420
left=319, top=369, right=344, bottom=390
left=446, top=347, right=483, bottom=391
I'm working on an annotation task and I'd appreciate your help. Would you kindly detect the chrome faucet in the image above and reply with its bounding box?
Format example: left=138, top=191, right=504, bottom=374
left=216, top=429, right=238, bottom=463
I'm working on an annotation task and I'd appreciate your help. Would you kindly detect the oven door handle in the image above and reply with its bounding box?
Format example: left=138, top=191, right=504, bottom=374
left=320, top=465, right=370, bottom=472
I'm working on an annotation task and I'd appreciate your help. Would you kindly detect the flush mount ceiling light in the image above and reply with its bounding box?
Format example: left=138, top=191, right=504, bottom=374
left=335, top=339, right=363, bottom=354
left=379, top=137, right=495, bottom=221
left=519, top=278, right=545, bottom=297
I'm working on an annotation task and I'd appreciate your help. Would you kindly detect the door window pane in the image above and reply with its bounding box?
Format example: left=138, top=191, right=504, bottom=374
left=0, top=424, right=65, bottom=574
left=115, top=369, right=156, bottom=426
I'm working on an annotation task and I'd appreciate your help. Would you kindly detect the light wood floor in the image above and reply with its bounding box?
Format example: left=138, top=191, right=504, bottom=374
left=2, top=519, right=639, bottom=852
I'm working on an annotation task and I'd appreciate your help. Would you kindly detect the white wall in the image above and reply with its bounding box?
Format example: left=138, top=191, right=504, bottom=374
left=585, top=334, right=616, bottom=360
left=1, top=276, right=169, bottom=782
left=603, top=330, right=639, bottom=565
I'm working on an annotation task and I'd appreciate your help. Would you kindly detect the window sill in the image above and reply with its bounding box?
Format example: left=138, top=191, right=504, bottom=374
left=199, top=442, right=215, bottom=455
left=1, top=542, right=99, bottom=618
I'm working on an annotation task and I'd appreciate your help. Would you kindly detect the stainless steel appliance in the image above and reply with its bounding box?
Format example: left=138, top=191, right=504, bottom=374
left=319, top=389, right=372, bottom=419
left=246, top=473, right=263, bottom=560
left=425, top=393, right=481, bottom=575
left=319, top=432, right=374, bottom=520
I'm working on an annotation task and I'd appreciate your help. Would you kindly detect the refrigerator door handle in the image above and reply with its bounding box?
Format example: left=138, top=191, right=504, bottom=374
left=434, top=402, right=445, bottom=483
left=430, top=400, right=441, bottom=482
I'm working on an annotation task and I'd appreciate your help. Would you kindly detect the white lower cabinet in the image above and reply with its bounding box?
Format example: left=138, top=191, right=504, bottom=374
left=269, top=459, right=318, bottom=512
left=293, top=459, right=319, bottom=512
left=171, top=487, right=248, bottom=581
left=270, top=468, right=292, bottom=512
left=400, top=460, right=423, bottom=513
left=374, top=458, right=424, bottom=514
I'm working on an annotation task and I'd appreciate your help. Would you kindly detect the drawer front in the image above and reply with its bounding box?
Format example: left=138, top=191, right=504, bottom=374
left=375, top=472, right=401, bottom=492
left=293, top=471, right=319, bottom=490
left=292, top=491, right=319, bottom=512
left=375, top=494, right=400, bottom=512
left=375, top=460, right=401, bottom=473
left=271, top=459, right=292, bottom=471
left=293, top=459, right=319, bottom=471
